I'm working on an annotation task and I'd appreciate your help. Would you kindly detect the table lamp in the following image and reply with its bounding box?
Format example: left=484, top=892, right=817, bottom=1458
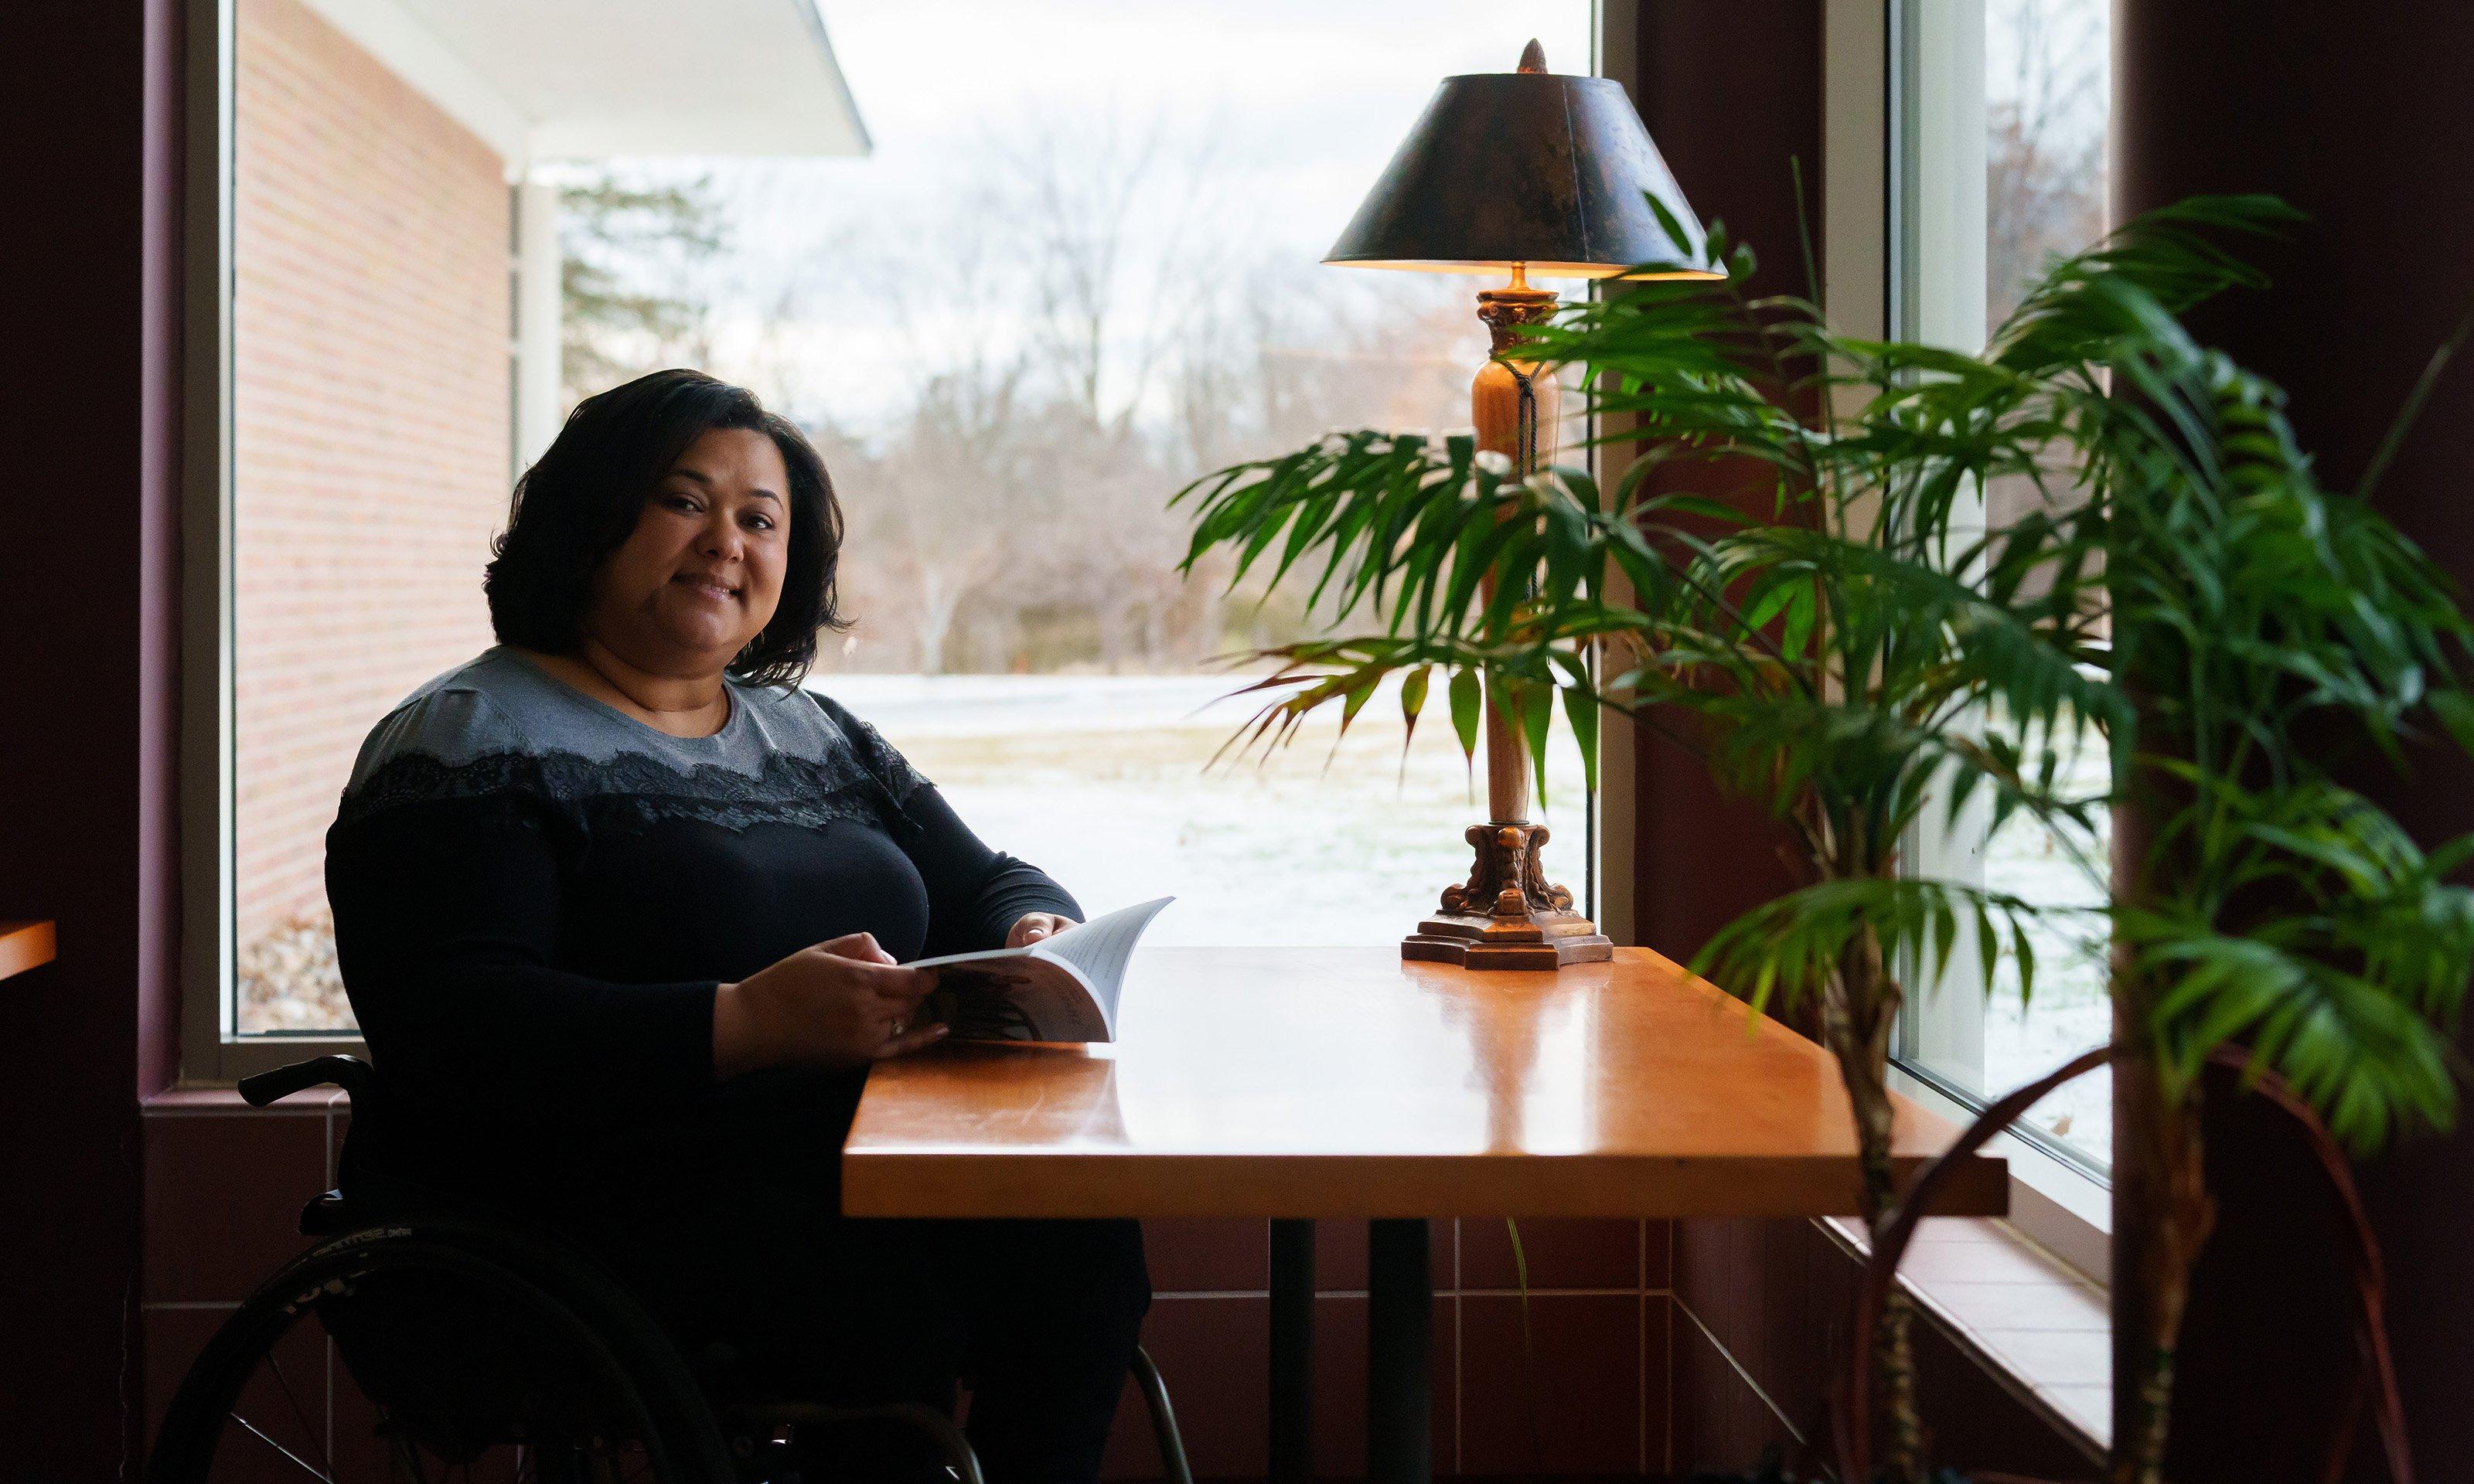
left=1326, top=40, right=1719, bottom=969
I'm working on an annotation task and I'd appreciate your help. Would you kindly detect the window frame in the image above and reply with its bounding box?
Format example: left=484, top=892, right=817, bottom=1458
left=1590, top=0, right=1640, bottom=948
left=175, top=0, right=1624, bottom=1084
left=1845, top=0, right=2114, bottom=1281
left=179, top=0, right=366, bottom=1084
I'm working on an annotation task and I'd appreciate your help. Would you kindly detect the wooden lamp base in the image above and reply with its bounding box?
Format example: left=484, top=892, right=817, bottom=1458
left=1400, top=268, right=1612, bottom=971
left=1403, top=822, right=1614, bottom=969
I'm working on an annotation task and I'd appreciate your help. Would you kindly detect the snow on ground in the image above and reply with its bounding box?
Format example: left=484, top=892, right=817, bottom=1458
left=813, top=670, right=1596, bottom=946
left=1974, top=733, right=2114, bottom=1167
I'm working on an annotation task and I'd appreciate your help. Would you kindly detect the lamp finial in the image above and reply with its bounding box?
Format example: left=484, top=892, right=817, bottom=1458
left=1516, top=39, right=1546, bottom=73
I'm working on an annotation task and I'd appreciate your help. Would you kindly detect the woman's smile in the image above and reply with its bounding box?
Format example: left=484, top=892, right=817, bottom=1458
left=672, top=570, right=742, bottom=604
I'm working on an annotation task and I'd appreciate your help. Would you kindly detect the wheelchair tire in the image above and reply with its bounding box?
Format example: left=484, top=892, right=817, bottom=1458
left=148, top=1215, right=738, bottom=1483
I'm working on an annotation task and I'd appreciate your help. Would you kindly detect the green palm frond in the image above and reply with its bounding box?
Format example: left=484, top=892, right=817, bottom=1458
left=2120, top=771, right=2474, bottom=1157
left=1692, top=876, right=2063, bottom=1025
left=2069, top=216, right=2474, bottom=1152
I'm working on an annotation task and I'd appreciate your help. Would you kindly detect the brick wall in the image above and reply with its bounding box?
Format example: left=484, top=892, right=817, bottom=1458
left=231, top=0, right=510, bottom=1009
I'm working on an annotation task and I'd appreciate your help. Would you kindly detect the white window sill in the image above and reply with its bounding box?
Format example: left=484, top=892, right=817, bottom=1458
left=1818, top=1065, right=2114, bottom=1455
left=1891, top=1063, right=2111, bottom=1282
left=1821, top=1211, right=2109, bottom=1454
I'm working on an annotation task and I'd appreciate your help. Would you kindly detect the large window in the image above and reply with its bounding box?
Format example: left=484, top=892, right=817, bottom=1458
left=191, top=0, right=1597, bottom=1068
left=1891, top=0, right=2114, bottom=1176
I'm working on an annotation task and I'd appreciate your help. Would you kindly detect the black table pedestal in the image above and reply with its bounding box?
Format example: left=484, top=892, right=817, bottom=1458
left=1267, top=1217, right=1433, bottom=1484
left=1366, top=1218, right=1432, bottom=1484
left=1269, top=1219, right=1316, bottom=1484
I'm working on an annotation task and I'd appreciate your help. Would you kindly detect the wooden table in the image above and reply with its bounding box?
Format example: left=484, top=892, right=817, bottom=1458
left=844, top=947, right=2002, bottom=1483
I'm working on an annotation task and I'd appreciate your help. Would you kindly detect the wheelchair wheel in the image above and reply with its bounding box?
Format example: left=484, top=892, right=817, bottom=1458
left=149, top=1217, right=737, bottom=1484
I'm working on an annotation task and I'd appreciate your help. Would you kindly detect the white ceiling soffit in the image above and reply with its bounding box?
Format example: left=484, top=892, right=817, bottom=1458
left=302, top=0, right=871, bottom=165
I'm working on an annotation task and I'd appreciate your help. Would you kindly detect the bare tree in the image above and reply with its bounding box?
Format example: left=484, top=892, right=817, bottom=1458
left=814, top=167, right=1063, bottom=673
left=879, top=366, right=1035, bottom=672
left=1984, top=0, right=2110, bottom=569
left=990, top=110, right=1241, bottom=436
left=1986, top=0, right=2108, bottom=326
left=633, top=111, right=1521, bottom=676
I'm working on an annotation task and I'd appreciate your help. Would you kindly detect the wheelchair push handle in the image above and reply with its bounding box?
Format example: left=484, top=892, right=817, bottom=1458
left=238, top=1053, right=377, bottom=1112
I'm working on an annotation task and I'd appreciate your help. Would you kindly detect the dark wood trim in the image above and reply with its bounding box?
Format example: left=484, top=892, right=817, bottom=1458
left=1618, top=0, right=1821, bottom=969
left=0, top=0, right=189, bottom=1469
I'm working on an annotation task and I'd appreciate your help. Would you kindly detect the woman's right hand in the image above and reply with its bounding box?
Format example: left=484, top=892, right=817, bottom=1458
left=711, top=932, right=946, bottom=1080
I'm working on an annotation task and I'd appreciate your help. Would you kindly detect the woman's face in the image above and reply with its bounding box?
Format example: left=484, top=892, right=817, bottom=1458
left=582, top=427, right=791, bottom=673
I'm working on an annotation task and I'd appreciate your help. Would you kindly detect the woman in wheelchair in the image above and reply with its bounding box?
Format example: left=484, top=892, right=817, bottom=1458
left=300, top=368, right=1149, bottom=1482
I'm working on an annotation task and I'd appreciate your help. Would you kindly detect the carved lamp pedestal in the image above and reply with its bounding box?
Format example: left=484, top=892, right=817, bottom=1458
left=1320, top=39, right=1715, bottom=969
left=1404, top=822, right=1610, bottom=968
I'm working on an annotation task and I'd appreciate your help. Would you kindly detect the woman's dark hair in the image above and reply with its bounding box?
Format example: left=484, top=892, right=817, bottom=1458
left=484, top=369, right=846, bottom=688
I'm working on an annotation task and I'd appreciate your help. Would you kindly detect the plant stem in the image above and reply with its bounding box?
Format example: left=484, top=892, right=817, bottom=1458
left=2119, top=1088, right=2212, bottom=1484
left=1876, top=1251, right=1925, bottom=1483
left=1505, top=1217, right=1546, bottom=1472
left=2110, top=899, right=2217, bottom=1484
left=1828, top=918, right=1923, bottom=1484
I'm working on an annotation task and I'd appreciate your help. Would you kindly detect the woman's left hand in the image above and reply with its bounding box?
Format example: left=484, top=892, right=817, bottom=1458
left=1007, top=911, right=1078, bottom=948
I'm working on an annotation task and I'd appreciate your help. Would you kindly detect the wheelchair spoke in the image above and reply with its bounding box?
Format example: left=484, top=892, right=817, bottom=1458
left=265, top=1345, right=337, bottom=1480
left=230, top=1412, right=336, bottom=1482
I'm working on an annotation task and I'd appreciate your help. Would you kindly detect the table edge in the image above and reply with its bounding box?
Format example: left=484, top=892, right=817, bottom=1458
left=840, top=1149, right=2009, bottom=1220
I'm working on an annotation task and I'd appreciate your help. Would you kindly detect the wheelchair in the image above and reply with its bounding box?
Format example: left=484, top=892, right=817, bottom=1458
left=148, top=1056, right=1194, bottom=1484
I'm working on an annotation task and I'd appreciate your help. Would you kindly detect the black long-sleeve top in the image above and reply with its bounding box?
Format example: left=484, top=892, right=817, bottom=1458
left=324, top=646, right=1080, bottom=1214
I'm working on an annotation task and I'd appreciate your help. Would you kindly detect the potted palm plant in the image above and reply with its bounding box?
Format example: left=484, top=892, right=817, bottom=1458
left=2009, top=215, right=2474, bottom=1484
left=1828, top=196, right=2474, bottom=1484
left=1172, top=195, right=2474, bottom=1482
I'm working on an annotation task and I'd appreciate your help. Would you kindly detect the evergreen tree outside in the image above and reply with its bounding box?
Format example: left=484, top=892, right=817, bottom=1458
left=558, top=174, right=729, bottom=409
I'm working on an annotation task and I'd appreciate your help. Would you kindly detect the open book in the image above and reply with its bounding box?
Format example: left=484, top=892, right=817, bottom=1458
left=911, top=897, right=1174, bottom=1043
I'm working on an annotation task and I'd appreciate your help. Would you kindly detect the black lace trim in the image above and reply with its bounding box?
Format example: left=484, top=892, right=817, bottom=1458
left=335, top=747, right=924, bottom=841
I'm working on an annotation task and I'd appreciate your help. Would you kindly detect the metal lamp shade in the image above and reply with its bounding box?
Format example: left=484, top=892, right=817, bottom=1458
left=1324, top=67, right=1716, bottom=280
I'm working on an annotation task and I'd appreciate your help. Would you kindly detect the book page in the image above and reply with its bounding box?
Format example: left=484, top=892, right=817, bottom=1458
left=1034, top=896, right=1174, bottom=1031
left=922, top=957, right=1113, bottom=1041
left=908, top=896, right=1173, bottom=1042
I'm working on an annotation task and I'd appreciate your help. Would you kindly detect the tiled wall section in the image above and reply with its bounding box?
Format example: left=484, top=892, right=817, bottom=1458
left=1106, top=1217, right=1670, bottom=1479
left=1671, top=1217, right=2104, bottom=1479
left=140, top=1101, right=1676, bottom=1479
left=141, top=1095, right=345, bottom=1468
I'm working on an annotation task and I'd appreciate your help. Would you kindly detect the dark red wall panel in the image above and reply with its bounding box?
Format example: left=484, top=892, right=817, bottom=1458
left=1623, top=0, right=1821, bottom=966
left=0, top=0, right=188, bottom=1469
